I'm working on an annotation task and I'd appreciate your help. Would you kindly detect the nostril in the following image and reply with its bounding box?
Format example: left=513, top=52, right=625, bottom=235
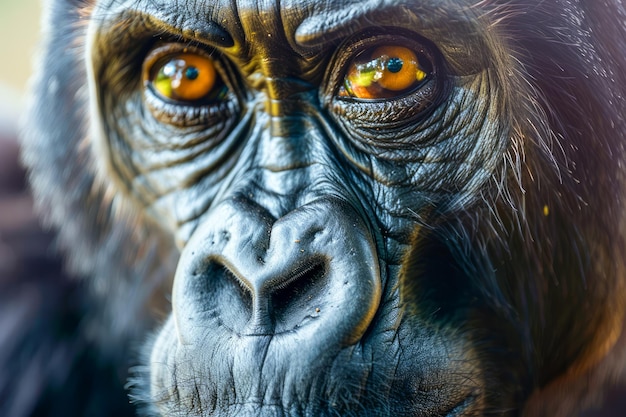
left=271, top=260, right=328, bottom=333
left=174, top=197, right=381, bottom=346
left=192, top=263, right=252, bottom=332
left=193, top=259, right=330, bottom=335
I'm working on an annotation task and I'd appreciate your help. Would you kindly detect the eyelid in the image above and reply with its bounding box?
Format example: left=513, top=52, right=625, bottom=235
left=143, top=43, right=213, bottom=71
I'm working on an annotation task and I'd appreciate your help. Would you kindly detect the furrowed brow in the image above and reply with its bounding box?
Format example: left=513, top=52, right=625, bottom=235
left=92, top=0, right=234, bottom=48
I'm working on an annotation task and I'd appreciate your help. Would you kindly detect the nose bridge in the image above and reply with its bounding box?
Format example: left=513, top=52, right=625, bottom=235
left=259, top=71, right=319, bottom=143
left=235, top=4, right=324, bottom=163
left=256, top=114, right=315, bottom=168
left=247, top=121, right=338, bottom=226
left=265, top=77, right=317, bottom=117
left=249, top=100, right=327, bottom=208
left=237, top=4, right=318, bottom=118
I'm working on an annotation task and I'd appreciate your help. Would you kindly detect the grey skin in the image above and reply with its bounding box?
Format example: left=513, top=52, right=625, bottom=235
left=20, top=0, right=626, bottom=416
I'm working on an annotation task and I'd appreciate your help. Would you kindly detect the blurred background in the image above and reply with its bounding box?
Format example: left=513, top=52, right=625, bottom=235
left=0, top=0, right=40, bottom=94
left=0, top=0, right=40, bottom=135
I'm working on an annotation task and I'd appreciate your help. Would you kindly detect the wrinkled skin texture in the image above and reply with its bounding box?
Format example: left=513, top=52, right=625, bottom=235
left=17, top=0, right=626, bottom=416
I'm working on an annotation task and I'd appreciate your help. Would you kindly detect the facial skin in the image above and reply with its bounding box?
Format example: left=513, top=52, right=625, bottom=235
left=21, top=0, right=626, bottom=416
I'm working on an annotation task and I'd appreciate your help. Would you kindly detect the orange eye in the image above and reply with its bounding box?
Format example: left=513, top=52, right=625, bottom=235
left=340, top=45, right=429, bottom=100
left=371, top=46, right=425, bottom=91
left=149, top=52, right=220, bottom=102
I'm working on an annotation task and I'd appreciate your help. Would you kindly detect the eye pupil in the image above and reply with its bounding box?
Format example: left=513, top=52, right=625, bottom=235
left=185, top=66, right=199, bottom=80
left=386, top=58, right=403, bottom=73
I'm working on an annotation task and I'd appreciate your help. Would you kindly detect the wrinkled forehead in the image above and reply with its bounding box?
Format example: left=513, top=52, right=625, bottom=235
left=91, top=0, right=489, bottom=72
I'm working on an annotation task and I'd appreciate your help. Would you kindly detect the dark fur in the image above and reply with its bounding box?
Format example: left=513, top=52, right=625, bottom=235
left=7, top=0, right=626, bottom=415
left=0, top=133, right=135, bottom=415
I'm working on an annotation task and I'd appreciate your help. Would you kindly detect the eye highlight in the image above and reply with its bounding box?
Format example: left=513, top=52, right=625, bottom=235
left=339, top=45, right=431, bottom=100
left=144, top=47, right=228, bottom=103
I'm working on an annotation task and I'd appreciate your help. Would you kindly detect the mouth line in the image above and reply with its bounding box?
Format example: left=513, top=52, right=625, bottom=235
left=205, top=393, right=479, bottom=417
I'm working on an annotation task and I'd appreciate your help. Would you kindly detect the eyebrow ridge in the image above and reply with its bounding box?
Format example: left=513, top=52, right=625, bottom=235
left=97, top=6, right=235, bottom=49
left=294, top=0, right=398, bottom=47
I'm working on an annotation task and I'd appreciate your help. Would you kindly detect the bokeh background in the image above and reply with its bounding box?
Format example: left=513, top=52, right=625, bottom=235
left=0, top=0, right=40, bottom=138
left=0, top=0, right=40, bottom=94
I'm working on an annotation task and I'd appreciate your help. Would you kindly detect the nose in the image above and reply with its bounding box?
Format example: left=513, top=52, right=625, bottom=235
left=173, top=196, right=381, bottom=346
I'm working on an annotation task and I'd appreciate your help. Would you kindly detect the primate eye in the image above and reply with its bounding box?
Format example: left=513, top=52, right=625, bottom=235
left=144, top=49, right=227, bottom=103
left=339, top=45, right=432, bottom=100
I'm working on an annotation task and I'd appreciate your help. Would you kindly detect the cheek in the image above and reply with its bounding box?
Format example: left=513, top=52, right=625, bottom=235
left=328, top=71, right=509, bottom=219
left=94, top=91, right=247, bottom=236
